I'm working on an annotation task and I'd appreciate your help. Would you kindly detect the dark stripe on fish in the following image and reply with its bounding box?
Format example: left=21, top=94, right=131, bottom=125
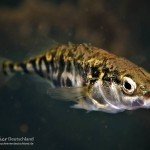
left=89, top=67, right=100, bottom=84
left=29, top=59, right=43, bottom=77
left=66, top=61, right=71, bottom=72
left=66, top=77, right=72, bottom=87
left=19, top=63, right=29, bottom=74
left=8, top=63, right=15, bottom=73
left=2, top=62, right=8, bottom=75
left=57, top=55, right=65, bottom=86
left=42, top=56, right=50, bottom=73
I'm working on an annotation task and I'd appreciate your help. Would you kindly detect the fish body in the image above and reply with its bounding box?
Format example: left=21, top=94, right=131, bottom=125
left=1, top=43, right=150, bottom=113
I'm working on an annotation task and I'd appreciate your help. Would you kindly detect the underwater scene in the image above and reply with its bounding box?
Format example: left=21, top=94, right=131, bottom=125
left=0, top=0, right=150, bottom=150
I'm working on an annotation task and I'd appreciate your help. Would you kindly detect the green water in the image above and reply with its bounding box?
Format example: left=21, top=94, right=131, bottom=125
left=0, top=0, right=150, bottom=150
left=1, top=76, right=150, bottom=150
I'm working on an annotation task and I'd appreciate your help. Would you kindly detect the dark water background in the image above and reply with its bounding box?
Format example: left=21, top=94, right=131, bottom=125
left=0, top=0, right=150, bottom=150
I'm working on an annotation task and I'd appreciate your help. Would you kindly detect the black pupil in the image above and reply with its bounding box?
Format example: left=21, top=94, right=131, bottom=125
left=124, top=81, right=131, bottom=90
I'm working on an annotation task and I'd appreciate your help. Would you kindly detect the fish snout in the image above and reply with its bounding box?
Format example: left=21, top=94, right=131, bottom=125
left=132, top=99, right=144, bottom=107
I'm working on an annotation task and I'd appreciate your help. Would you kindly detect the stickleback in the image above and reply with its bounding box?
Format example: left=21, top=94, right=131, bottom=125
left=1, top=44, right=150, bottom=113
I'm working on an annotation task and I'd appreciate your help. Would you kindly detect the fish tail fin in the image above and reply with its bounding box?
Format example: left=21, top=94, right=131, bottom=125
left=0, top=57, right=15, bottom=87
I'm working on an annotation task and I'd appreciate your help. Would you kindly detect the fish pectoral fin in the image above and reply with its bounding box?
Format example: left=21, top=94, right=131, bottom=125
left=47, top=87, right=86, bottom=102
left=47, top=86, right=124, bottom=113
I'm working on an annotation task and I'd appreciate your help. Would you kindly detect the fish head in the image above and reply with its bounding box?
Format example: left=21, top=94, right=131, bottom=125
left=119, top=67, right=150, bottom=110
left=90, top=58, right=150, bottom=112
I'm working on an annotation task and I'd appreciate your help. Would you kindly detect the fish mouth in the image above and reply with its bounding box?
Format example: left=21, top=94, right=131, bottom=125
left=129, top=96, right=150, bottom=109
left=123, top=99, right=144, bottom=110
left=132, top=99, right=144, bottom=107
left=121, top=96, right=145, bottom=110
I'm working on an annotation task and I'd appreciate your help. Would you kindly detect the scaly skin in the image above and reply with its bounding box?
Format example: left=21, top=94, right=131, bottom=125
left=2, top=43, right=150, bottom=112
left=48, top=44, right=150, bottom=98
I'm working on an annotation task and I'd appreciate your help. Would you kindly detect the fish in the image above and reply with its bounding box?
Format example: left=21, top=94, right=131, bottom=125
left=1, top=43, right=150, bottom=113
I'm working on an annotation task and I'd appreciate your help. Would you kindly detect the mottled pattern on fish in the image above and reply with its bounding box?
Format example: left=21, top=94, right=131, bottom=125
left=2, top=44, right=118, bottom=87
left=2, top=43, right=150, bottom=113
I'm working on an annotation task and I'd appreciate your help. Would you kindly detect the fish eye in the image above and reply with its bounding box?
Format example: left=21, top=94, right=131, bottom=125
left=122, top=77, right=136, bottom=95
